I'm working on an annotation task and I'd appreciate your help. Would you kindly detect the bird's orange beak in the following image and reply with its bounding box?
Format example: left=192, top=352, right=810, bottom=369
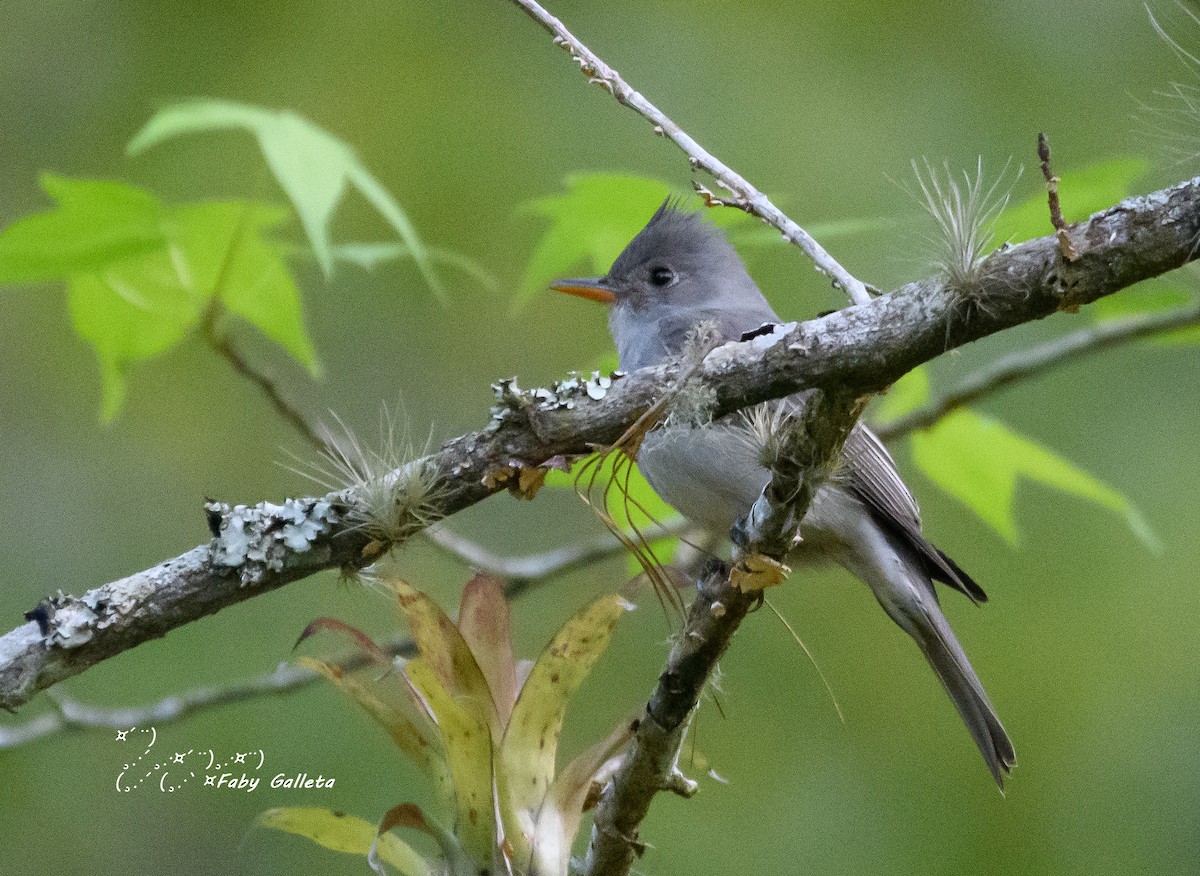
left=549, top=277, right=617, bottom=305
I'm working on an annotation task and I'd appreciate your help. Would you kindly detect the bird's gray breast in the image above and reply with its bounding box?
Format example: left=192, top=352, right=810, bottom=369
left=636, top=418, right=865, bottom=557
left=637, top=422, right=771, bottom=536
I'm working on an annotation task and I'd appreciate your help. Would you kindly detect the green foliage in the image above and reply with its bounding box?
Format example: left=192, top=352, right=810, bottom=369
left=876, top=366, right=1158, bottom=549
left=912, top=408, right=1158, bottom=549
left=874, top=365, right=931, bottom=423
left=0, top=175, right=317, bottom=420
left=995, top=157, right=1149, bottom=244
left=128, top=99, right=443, bottom=297
left=0, top=175, right=165, bottom=282
left=0, top=102, right=463, bottom=420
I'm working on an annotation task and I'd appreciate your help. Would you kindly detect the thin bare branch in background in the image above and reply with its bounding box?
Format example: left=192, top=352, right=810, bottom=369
left=0, top=663, right=320, bottom=749
left=508, top=0, right=876, bottom=306
left=201, top=303, right=331, bottom=452
left=874, top=302, right=1200, bottom=441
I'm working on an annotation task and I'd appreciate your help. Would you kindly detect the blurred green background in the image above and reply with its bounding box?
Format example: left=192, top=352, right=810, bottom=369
left=2, top=1, right=1198, bottom=874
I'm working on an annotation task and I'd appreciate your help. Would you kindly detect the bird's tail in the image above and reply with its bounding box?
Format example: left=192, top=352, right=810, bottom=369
left=911, top=602, right=1016, bottom=789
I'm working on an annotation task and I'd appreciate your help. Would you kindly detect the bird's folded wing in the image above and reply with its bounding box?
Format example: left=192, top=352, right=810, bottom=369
left=843, top=424, right=988, bottom=603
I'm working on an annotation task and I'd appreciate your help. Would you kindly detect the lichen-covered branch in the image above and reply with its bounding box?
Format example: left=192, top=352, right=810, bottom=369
left=1, top=175, right=1198, bottom=712
left=0, top=519, right=700, bottom=747
left=508, top=0, right=875, bottom=306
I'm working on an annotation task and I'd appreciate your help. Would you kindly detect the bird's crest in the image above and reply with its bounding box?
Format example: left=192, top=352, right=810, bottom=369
left=610, top=198, right=738, bottom=277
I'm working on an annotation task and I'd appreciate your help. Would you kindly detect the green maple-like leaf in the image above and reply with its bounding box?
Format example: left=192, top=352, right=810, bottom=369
left=875, top=366, right=1158, bottom=550
left=128, top=98, right=443, bottom=298
left=0, top=175, right=166, bottom=283
left=911, top=408, right=1160, bottom=550
left=81, top=196, right=315, bottom=419
left=0, top=175, right=321, bottom=420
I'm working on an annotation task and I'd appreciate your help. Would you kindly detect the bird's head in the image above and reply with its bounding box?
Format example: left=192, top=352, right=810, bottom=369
left=550, top=200, right=775, bottom=369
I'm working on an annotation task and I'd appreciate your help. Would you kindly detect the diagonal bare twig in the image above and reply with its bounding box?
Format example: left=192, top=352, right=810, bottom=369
left=583, top=389, right=860, bottom=876
left=508, top=0, right=875, bottom=307
left=202, top=302, right=331, bottom=452
left=874, top=302, right=1200, bottom=441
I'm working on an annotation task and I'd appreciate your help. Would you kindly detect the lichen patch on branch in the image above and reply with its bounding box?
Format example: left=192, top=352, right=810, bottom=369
left=208, top=498, right=341, bottom=586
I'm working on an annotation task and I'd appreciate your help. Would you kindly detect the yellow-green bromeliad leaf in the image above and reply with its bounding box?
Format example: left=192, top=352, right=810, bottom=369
left=500, top=593, right=634, bottom=822
left=295, top=656, right=446, bottom=781
left=456, top=573, right=520, bottom=726
left=403, top=657, right=501, bottom=869
left=256, top=806, right=437, bottom=876
left=387, top=579, right=501, bottom=735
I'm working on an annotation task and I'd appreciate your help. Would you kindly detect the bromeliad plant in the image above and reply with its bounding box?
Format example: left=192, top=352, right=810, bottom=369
left=262, top=573, right=634, bottom=876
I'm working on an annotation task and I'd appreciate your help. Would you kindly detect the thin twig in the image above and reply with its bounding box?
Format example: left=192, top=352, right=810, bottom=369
left=201, top=303, right=330, bottom=452
left=0, top=663, right=319, bottom=749
left=508, top=0, right=875, bottom=307
left=0, top=630, right=424, bottom=751
left=423, top=519, right=692, bottom=581
left=1038, top=132, right=1080, bottom=261
left=874, top=302, right=1200, bottom=440
left=584, top=389, right=859, bottom=876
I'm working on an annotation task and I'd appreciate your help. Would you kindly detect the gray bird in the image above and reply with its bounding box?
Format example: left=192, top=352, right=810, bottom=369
left=551, top=200, right=1015, bottom=787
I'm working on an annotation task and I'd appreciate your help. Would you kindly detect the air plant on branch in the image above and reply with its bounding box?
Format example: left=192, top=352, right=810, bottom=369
left=259, top=573, right=634, bottom=876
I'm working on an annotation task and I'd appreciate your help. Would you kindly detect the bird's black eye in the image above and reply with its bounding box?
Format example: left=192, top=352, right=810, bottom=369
left=648, top=266, right=676, bottom=287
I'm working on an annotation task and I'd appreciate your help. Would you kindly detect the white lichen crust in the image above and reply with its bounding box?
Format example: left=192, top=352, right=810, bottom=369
left=490, top=370, right=622, bottom=425
left=208, top=498, right=341, bottom=586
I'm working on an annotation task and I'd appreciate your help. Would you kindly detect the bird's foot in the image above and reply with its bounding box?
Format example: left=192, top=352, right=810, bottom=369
left=730, top=554, right=791, bottom=592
